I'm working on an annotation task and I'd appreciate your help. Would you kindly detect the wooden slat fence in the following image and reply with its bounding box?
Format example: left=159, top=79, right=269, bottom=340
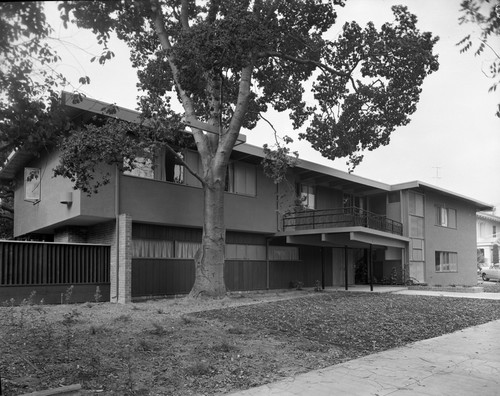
left=0, top=241, right=110, bottom=286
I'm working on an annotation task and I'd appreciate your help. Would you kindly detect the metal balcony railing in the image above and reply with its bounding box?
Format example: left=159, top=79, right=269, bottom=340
left=282, top=206, right=403, bottom=236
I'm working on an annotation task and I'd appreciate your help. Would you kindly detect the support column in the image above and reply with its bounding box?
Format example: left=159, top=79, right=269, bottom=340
left=321, top=247, right=325, bottom=290
left=344, top=246, right=348, bottom=291
left=110, top=213, right=132, bottom=304
left=369, top=244, right=373, bottom=292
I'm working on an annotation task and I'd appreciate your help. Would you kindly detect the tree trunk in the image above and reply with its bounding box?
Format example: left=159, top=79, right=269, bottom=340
left=189, top=177, right=227, bottom=297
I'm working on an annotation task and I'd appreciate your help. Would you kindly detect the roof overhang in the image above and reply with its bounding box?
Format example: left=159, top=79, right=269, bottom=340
left=275, top=226, right=409, bottom=249
left=391, top=180, right=494, bottom=212
left=0, top=148, right=34, bottom=180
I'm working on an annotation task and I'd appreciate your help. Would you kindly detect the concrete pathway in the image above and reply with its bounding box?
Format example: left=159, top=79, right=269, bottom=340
left=227, top=288, right=500, bottom=396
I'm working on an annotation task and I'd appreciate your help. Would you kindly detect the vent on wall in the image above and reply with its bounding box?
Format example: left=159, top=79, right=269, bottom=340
left=60, top=192, right=73, bottom=205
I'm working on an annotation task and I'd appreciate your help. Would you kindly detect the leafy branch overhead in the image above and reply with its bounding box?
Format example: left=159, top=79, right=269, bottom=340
left=56, top=0, right=439, bottom=186
left=457, top=0, right=500, bottom=117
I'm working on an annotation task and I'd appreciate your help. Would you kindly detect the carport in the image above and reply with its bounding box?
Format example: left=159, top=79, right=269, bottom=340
left=277, top=226, right=410, bottom=291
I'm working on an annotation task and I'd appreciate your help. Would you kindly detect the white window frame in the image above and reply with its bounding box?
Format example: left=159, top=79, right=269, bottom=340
left=435, top=251, right=458, bottom=272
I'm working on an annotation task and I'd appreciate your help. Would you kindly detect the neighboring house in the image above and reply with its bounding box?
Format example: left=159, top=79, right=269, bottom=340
left=477, top=211, right=500, bottom=266
left=0, top=93, right=493, bottom=303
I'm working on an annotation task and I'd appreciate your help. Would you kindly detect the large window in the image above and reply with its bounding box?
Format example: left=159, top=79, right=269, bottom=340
left=269, top=246, right=299, bottom=261
left=435, top=251, right=458, bottom=272
left=408, top=192, right=425, bottom=238
left=226, top=161, right=257, bottom=196
left=435, top=206, right=457, bottom=229
left=226, top=244, right=266, bottom=260
left=132, top=239, right=200, bottom=259
left=409, top=192, right=424, bottom=216
left=24, top=167, right=41, bottom=202
left=298, top=184, right=315, bottom=210
left=411, top=239, right=424, bottom=261
left=124, top=149, right=184, bottom=184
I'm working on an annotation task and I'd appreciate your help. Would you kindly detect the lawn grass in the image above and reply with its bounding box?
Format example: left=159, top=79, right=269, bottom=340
left=1, top=291, right=500, bottom=395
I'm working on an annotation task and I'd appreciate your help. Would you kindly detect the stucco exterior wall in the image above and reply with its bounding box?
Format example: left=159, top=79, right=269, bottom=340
left=423, top=190, right=477, bottom=286
left=13, top=150, right=116, bottom=237
left=119, top=165, right=277, bottom=233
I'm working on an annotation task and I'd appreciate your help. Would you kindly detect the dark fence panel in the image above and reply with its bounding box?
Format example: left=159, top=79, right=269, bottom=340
left=0, top=241, right=110, bottom=304
left=225, top=260, right=267, bottom=291
left=132, top=258, right=195, bottom=297
left=132, top=247, right=334, bottom=297
left=0, top=241, right=110, bottom=286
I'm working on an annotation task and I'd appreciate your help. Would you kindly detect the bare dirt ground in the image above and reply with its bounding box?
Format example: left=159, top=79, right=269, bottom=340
left=2, top=288, right=500, bottom=395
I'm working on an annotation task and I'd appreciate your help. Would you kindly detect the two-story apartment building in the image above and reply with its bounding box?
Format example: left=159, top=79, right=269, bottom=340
left=0, top=93, right=492, bottom=302
left=477, top=211, right=500, bottom=266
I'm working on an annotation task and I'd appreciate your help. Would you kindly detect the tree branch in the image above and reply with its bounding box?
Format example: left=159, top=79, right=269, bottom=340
left=0, top=203, right=13, bottom=214
left=180, top=0, right=190, bottom=29
left=149, top=0, right=208, bottom=158
left=223, top=63, right=254, bottom=154
left=257, top=50, right=351, bottom=78
left=163, top=143, right=205, bottom=186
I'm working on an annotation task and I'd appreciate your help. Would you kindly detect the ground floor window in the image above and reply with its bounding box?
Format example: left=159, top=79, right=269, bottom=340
left=226, top=244, right=266, bottom=260
left=269, top=246, right=299, bottom=261
left=435, top=251, right=458, bottom=272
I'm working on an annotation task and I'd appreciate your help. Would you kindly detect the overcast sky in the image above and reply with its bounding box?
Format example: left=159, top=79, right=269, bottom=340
left=44, top=0, right=500, bottom=210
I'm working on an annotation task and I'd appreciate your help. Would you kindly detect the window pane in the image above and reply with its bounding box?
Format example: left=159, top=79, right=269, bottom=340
left=269, top=246, right=299, bottom=261
left=230, top=162, right=256, bottom=196
left=410, top=216, right=424, bottom=238
left=409, top=192, right=424, bottom=216
left=132, top=239, right=174, bottom=258
left=435, top=251, right=458, bottom=272
left=124, top=157, right=154, bottom=179
left=175, top=241, right=201, bottom=259
left=412, top=248, right=423, bottom=261
left=226, top=244, right=266, bottom=260
left=448, top=209, right=456, bottom=228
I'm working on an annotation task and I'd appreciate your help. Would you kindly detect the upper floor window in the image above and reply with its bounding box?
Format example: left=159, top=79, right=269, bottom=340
left=226, top=161, right=257, bottom=196
left=124, top=149, right=185, bottom=184
left=409, top=192, right=424, bottom=216
left=494, top=226, right=497, bottom=238
left=298, top=184, right=315, bottom=210
left=436, top=206, right=457, bottom=229
left=24, top=167, right=41, bottom=203
left=435, top=251, right=458, bottom=272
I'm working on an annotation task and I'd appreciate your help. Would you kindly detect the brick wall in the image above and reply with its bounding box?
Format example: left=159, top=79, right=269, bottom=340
left=54, top=226, right=88, bottom=243
left=87, top=220, right=117, bottom=301
left=117, top=214, right=132, bottom=303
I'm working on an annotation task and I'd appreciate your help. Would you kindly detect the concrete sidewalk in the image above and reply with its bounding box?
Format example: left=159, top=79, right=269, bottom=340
left=227, top=289, right=500, bottom=396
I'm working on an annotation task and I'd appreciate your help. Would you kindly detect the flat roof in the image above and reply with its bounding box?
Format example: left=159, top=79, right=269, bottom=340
left=1, top=91, right=494, bottom=212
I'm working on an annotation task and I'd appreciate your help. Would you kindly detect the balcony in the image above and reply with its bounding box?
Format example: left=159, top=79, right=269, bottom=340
left=282, top=207, right=403, bottom=236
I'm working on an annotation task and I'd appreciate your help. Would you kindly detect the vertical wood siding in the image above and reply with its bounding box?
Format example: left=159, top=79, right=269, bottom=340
left=0, top=241, right=110, bottom=286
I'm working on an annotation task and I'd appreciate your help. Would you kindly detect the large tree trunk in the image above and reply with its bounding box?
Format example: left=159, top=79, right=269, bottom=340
left=189, top=177, right=227, bottom=297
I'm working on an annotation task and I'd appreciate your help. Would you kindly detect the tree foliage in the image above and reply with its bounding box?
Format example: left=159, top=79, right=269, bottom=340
left=0, top=1, right=72, bottom=159
left=2, top=0, right=439, bottom=296
left=457, top=0, right=500, bottom=117
left=57, top=0, right=439, bottom=178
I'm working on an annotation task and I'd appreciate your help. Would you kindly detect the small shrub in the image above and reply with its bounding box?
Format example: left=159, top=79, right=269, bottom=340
left=181, top=314, right=196, bottom=325
left=186, top=361, right=210, bottom=377
left=227, top=326, right=247, bottom=335
left=90, top=324, right=107, bottom=335
left=149, top=321, right=167, bottom=336
left=212, top=340, right=237, bottom=353
left=137, top=339, right=154, bottom=351
left=114, top=314, right=132, bottom=323
left=94, top=286, right=102, bottom=303
left=291, top=280, right=304, bottom=290
left=314, top=280, right=323, bottom=292
left=64, top=285, right=74, bottom=304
